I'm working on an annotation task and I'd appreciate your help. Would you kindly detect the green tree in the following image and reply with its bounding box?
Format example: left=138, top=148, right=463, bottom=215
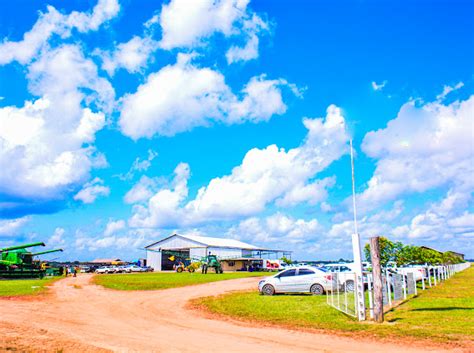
left=441, top=251, right=463, bottom=265
left=364, top=237, right=464, bottom=266
left=396, top=245, right=419, bottom=266
left=364, top=237, right=398, bottom=267
left=418, top=248, right=443, bottom=265
left=280, top=256, right=293, bottom=265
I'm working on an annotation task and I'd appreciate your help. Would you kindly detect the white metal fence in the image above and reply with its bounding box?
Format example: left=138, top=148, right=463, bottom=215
left=327, top=262, right=471, bottom=320
left=326, top=272, right=358, bottom=317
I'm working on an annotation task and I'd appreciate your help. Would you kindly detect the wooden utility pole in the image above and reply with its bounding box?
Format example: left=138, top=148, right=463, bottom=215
left=370, top=236, right=384, bottom=323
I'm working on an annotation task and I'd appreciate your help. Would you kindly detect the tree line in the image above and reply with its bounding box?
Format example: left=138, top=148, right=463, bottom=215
left=364, top=237, right=464, bottom=267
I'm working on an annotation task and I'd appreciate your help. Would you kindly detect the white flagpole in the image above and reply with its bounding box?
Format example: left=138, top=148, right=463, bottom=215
left=350, top=138, right=366, bottom=321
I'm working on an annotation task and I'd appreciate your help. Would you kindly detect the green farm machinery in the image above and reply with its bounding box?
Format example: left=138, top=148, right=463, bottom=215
left=201, top=254, right=223, bottom=274
left=157, top=250, right=224, bottom=274
left=0, top=242, right=63, bottom=279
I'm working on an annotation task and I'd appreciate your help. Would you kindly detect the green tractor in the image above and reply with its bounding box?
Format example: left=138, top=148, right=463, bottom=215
left=0, top=242, right=63, bottom=279
left=201, top=254, right=223, bottom=274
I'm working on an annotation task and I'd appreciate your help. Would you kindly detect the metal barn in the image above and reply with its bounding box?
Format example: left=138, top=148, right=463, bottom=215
left=145, top=233, right=289, bottom=271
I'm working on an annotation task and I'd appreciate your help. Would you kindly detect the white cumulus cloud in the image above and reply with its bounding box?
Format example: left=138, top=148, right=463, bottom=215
left=358, top=95, right=474, bottom=211
left=0, top=217, right=30, bottom=237
left=124, top=176, right=161, bottom=204
left=128, top=105, right=349, bottom=227
left=0, top=0, right=120, bottom=65
left=159, top=0, right=252, bottom=48
left=119, top=53, right=296, bottom=139
left=371, top=80, right=387, bottom=91
left=98, top=36, right=158, bottom=76
left=104, top=219, right=126, bottom=236
left=48, top=227, right=66, bottom=246
left=74, top=178, right=110, bottom=204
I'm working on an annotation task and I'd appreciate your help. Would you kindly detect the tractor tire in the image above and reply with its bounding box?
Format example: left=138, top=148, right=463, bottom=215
left=310, top=283, right=324, bottom=295
left=262, top=284, right=275, bottom=296
left=176, top=267, right=183, bottom=273
left=189, top=267, right=195, bottom=273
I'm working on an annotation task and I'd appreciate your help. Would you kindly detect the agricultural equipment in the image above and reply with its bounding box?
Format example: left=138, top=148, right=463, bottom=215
left=160, top=250, right=202, bottom=273
left=157, top=250, right=223, bottom=274
left=0, top=242, right=63, bottom=279
left=175, top=261, right=200, bottom=273
left=201, top=255, right=223, bottom=274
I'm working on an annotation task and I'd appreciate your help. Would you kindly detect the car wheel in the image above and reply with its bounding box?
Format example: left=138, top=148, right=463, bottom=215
left=310, top=283, right=324, bottom=295
left=344, top=280, right=355, bottom=292
left=262, top=284, right=275, bottom=296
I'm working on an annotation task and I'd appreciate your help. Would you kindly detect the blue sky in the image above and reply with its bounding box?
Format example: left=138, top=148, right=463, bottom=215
left=0, top=0, right=473, bottom=261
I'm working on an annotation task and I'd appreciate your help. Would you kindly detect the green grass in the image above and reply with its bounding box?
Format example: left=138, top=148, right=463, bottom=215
left=0, top=277, right=60, bottom=297
left=194, top=266, right=474, bottom=346
left=93, top=271, right=266, bottom=291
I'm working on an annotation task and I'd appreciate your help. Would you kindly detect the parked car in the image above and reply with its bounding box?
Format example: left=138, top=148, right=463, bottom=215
left=396, top=265, right=426, bottom=282
left=258, top=266, right=336, bottom=295
left=110, top=265, right=124, bottom=273
left=95, top=266, right=113, bottom=274
left=322, top=263, right=356, bottom=292
left=126, top=265, right=147, bottom=272
left=80, top=266, right=90, bottom=273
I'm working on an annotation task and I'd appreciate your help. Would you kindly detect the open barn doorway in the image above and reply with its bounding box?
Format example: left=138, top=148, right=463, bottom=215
left=161, top=250, right=190, bottom=270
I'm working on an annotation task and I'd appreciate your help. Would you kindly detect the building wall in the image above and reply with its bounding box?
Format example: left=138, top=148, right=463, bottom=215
left=146, top=250, right=162, bottom=271
left=221, top=260, right=249, bottom=271
left=149, top=236, right=202, bottom=250
left=208, top=247, right=243, bottom=259
left=190, top=247, right=207, bottom=259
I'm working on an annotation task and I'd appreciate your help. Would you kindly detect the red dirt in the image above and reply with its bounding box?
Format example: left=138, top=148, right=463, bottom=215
left=0, top=275, right=467, bottom=352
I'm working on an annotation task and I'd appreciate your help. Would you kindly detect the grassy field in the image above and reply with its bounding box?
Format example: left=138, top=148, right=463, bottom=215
left=93, top=271, right=265, bottom=291
left=0, top=277, right=60, bottom=297
left=194, top=266, right=474, bottom=346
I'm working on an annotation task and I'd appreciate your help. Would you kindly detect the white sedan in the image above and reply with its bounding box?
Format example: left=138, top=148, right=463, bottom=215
left=95, top=266, right=113, bottom=274
left=396, top=266, right=426, bottom=282
left=258, top=267, right=336, bottom=295
left=126, top=265, right=147, bottom=272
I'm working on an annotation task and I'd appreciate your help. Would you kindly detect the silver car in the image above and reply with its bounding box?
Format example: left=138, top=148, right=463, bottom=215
left=258, top=267, right=336, bottom=295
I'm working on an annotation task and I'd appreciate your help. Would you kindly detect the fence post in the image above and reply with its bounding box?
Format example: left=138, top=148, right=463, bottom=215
left=386, top=269, right=392, bottom=306
left=344, top=276, right=348, bottom=312
left=331, top=273, right=334, bottom=307
left=414, top=274, right=418, bottom=295
left=403, top=274, right=407, bottom=300
left=370, top=237, right=384, bottom=323
left=421, top=268, right=425, bottom=290
left=337, top=273, right=340, bottom=310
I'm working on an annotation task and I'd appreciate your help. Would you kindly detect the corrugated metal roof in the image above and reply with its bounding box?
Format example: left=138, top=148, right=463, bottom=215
left=181, top=234, right=261, bottom=250
left=145, top=233, right=261, bottom=250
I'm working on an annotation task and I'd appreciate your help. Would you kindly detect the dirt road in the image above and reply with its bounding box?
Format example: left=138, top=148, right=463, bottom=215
left=0, top=275, right=464, bottom=352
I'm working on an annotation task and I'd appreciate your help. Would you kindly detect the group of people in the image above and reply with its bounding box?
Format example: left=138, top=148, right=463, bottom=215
left=64, top=266, right=80, bottom=277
